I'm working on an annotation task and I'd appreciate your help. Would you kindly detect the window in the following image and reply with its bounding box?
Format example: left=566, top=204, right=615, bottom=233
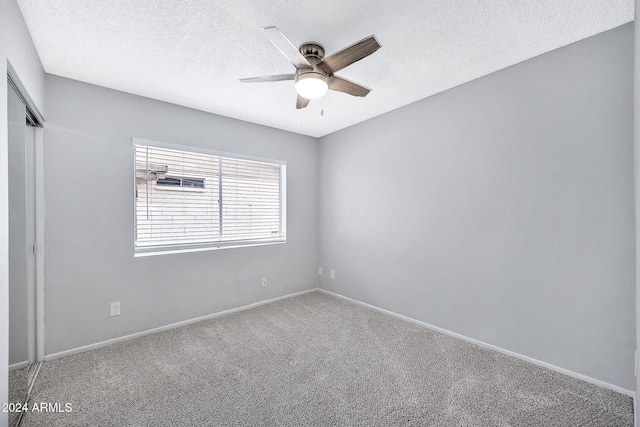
left=134, top=139, right=286, bottom=255
left=157, top=176, right=205, bottom=190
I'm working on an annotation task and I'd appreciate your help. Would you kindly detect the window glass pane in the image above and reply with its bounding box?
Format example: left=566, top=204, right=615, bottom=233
left=220, top=157, right=282, bottom=241
left=135, top=145, right=219, bottom=245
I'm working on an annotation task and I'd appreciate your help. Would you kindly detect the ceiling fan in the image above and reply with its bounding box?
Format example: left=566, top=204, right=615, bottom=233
left=240, top=26, right=381, bottom=109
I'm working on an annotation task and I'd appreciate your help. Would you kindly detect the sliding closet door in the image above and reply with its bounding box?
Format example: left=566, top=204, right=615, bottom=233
left=8, top=83, right=28, bottom=369
left=8, top=77, right=40, bottom=427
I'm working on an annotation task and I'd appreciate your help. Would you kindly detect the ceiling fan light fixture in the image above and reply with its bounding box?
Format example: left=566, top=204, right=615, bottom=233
left=295, top=73, right=328, bottom=99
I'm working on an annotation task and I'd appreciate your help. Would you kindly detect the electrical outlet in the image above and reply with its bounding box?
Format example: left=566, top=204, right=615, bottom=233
left=110, top=302, right=121, bottom=317
left=262, top=278, right=267, bottom=287
left=318, top=267, right=323, bottom=275
left=330, top=269, right=335, bottom=279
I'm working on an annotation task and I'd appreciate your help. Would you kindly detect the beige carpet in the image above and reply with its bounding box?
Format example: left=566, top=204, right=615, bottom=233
left=20, top=291, right=633, bottom=426
left=8, top=367, right=28, bottom=427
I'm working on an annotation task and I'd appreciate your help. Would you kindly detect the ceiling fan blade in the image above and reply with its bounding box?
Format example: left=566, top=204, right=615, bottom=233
left=328, top=75, right=371, bottom=97
left=317, top=35, right=381, bottom=75
left=240, top=74, right=295, bottom=83
left=262, top=26, right=313, bottom=70
left=296, top=94, right=310, bottom=109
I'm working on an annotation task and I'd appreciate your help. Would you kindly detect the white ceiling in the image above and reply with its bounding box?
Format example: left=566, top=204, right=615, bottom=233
left=17, top=0, right=634, bottom=138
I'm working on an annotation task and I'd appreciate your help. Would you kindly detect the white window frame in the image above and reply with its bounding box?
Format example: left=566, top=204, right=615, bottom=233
left=133, top=138, right=287, bottom=257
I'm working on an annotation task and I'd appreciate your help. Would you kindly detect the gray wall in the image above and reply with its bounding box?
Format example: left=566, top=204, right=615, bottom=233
left=319, top=24, right=635, bottom=390
left=1, top=0, right=46, bottom=423
left=43, top=75, right=318, bottom=355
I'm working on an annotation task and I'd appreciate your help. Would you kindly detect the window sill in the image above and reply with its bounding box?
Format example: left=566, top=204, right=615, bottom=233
left=134, top=239, right=286, bottom=257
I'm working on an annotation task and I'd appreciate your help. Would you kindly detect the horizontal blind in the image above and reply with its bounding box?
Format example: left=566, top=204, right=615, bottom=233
left=135, top=145, right=219, bottom=246
left=221, top=157, right=282, bottom=241
left=134, top=142, right=286, bottom=251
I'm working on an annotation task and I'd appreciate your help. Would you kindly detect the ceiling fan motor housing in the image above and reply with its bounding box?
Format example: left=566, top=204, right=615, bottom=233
left=297, top=42, right=327, bottom=78
left=299, top=42, right=325, bottom=62
left=295, top=42, right=329, bottom=98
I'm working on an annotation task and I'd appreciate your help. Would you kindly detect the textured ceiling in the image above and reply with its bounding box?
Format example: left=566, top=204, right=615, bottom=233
left=17, top=0, right=634, bottom=138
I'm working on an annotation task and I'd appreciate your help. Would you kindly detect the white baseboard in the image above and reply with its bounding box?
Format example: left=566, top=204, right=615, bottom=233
left=45, top=288, right=318, bottom=361
left=319, top=289, right=635, bottom=398
left=9, top=361, right=29, bottom=371
left=43, top=286, right=635, bottom=399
